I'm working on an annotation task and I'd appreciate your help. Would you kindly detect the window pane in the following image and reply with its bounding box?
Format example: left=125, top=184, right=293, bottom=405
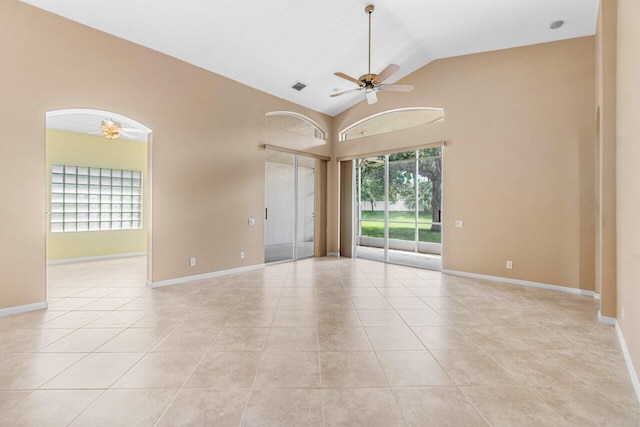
left=51, top=165, right=143, bottom=233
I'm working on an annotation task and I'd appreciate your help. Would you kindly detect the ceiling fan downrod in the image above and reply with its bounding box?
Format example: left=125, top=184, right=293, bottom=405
left=366, top=4, right=374, bottom=75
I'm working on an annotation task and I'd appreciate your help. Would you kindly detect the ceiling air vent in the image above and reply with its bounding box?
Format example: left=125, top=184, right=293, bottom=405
left=291, top=82, right=307, bottom=92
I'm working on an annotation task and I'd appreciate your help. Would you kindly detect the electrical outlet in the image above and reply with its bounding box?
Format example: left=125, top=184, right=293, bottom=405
left=190, top=257, right=196, bottom=267
left=506, top=260, right=513, bottom=269
left=455, top=220, right=464, bottom=228
left=248, top=218, right=256, bottom=226
left=240, top=251, right=245, bottom=259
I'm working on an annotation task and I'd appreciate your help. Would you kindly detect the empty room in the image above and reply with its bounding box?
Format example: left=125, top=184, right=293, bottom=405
left=1, top=0, right=639, bottom=425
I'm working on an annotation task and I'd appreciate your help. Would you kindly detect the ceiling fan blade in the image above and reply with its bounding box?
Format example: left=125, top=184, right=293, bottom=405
left=330, top=87, right=364, bottom=98
left=379, top=84, right=414, bottom=92
left=366, top=90, right=378, bottom=105
left=88, top=130, right=102, bottom=135
left=334, top=72, right=364, bottom=87
left=120, top=128, right=147, bottom=133
left=65, top=120, right=101, bottom=129
left=373, top=64, right=400, bottom=84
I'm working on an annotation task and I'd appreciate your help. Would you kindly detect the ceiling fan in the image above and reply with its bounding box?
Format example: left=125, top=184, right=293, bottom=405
left=65, top=118, right=147, bottom=140
left=330, top=4, right=414, bottom=105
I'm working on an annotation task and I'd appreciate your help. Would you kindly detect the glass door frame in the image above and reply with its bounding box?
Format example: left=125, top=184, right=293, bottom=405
left=264, top=149, right=315, bottom=264
left=353, top=147, right=443, bottom=267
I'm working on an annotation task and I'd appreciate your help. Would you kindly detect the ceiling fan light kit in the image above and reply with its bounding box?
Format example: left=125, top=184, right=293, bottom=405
left=330, top=4, right=414, bottom=105
left=101, top=119, right=122, bottom=139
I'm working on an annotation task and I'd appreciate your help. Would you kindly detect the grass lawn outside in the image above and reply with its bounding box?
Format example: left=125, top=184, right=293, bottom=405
left=359, top=210, right=442, bottom=243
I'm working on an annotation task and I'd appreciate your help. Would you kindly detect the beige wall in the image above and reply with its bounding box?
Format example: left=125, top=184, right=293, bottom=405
left=616, top=0, right=640, bottom=379
left=332, top=37, right=596, bottom=291
left=0, top=0, right=331, bottom=309
left=46, top=129, right=147, bottom=261
left=595, top=0, right=618, bottom=317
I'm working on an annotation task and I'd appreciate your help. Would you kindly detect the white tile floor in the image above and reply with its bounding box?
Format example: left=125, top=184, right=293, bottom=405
left=0, top=256, right=638, bottom=426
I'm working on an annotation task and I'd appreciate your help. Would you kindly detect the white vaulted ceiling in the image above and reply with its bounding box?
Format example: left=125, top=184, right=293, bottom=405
left=21, top=0, right=599, bottom=116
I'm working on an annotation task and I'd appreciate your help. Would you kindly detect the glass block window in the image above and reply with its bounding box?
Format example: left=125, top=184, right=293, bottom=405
left=51, top=164, right=142, bottom=233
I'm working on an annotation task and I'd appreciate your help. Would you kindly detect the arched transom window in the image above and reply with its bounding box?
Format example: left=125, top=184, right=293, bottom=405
left=340, top=107, right=444, bottom=142
left=265, top=111, right=325, bottom=140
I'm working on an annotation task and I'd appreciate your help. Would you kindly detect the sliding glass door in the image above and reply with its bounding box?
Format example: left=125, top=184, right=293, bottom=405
left=355, top=147, right=442, bottom=270
left=265, top=150, right=315, bottom=263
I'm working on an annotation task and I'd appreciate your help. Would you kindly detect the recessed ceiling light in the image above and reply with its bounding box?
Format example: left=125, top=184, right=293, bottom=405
left=550, top=20, right=565, bottom=30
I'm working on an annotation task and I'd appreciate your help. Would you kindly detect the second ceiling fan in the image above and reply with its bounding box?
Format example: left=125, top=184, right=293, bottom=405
left=331, top=4, right=414, bottom=105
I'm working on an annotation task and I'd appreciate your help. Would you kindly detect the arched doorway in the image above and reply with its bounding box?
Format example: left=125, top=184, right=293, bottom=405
left=45, top=109, right=152, bottom=309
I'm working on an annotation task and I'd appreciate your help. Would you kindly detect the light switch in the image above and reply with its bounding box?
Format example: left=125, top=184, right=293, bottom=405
left=248, top=218, right=256, bottom=226
left=455, top=220, right=464, bottom=228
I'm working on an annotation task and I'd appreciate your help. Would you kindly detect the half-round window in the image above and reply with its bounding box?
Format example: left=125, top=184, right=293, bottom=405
left=340, top=107, right=444, bottom=142
left=265, top=111, right=325, bottom=140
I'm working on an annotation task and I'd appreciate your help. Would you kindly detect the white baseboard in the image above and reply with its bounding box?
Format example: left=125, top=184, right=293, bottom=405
left=442, top=269, right=596, bottom=297
left=146, top=263, right=266, bottom=288
left=597, top=310, right=616, bottom=325
left=47, top=252, right=146, bottom=265
left=615, top=321, right=640, bottom=403
left=327, top=252, right=340, bottom=257
left=0, top=301, right=48, bottom=318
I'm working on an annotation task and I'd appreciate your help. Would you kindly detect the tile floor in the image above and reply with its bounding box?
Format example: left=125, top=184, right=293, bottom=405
left=0, top=256, right=639, bottom=426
